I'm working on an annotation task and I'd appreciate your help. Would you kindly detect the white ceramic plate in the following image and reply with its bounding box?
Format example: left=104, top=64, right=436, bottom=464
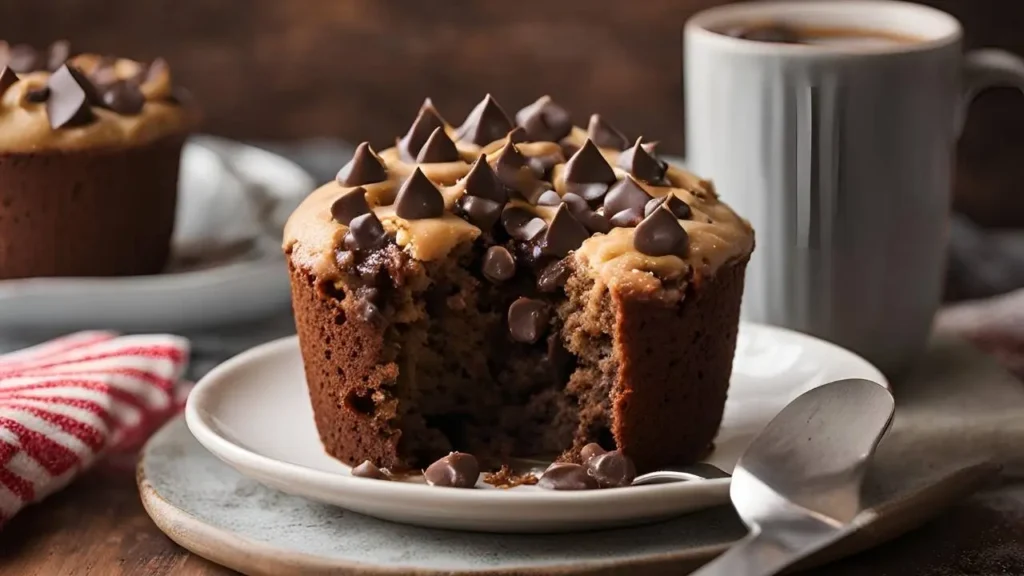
left=0, top=135, right=316, bottom=335
left=185, top=322, right=887, bottom=533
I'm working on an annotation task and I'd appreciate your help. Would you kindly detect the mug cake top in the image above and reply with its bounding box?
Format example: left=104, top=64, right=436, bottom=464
left=0, top=41, right=198, bottom=153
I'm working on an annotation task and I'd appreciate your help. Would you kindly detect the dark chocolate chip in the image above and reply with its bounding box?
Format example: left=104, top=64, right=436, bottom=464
left=351, top=460, right=389, bottom=480
left=559, top=193, right=590, bottom=214
left=634, top=207, right=689, bottom=258
left=507, top=126, right=528, bottom=144
left=90, top=56, right=120, bottom=87
left=604, top=176, right=653, bottom=216
left=576, top=210, right=611, bottom=234
left=587, top=114, right=629, bottom=150
left=144, top=57, right=170, bottom=84
left=459, top=195, right=503, bottom=230
left=100, top=80, right=144, bottom=115
left=424, top=452, right=479, bottom=488
left=564, top=139, right=616, bottom=185
left=543, top=204, right=590, bottom=258
left=463, top=155, right=507, bottom=203
left=395, top=168, right=445, bottom=220
left=344, top=212, right=387, bottom=251
left=45, top=64, right=95, bottom=129
left=539, top=463, right=599, bottom=490
left=24, top=86, right=49, bottom=103
left=642, top=140, right=659, bottom=154
left=501, top=205, right=547, bottom=241
left=609, top=208, right=644, bottom=228
left=508, top=297, right=550, bottom=344
left=354, top=298, right=385, bottom=326
left=482, top=245, right=516, bottom=283
left=331, top=187, right=371, bottom=225
left=617, top=137, right=666, bottom=184
left=537, top=259, right=571, bottom=292
left=515, top=95, right=572, bottom=142
left=6, top=44, right=41, bottom=73
left=46, top=40, right=70, bottom=72
left=644, top=194, right=692, bottom=220
left=0, top=67, right=18, bottom=97
left=456, top=94, right=513, bottom=146
left=399, top=98, right=446, bottom=162
left=564, top=182, right=609, bottom=203
left=585, top=450, right=637, bottom=488
left=337, top=142, right=389, bottom=186
left=416, top=126, right=460, bottom=164
left=527, top=154, right=559, bottom=178
left=579, top=443, right=607, bottom=464
left=494, top=139, right=528, bottom=187
left=536, top=190, right=562, bottom=206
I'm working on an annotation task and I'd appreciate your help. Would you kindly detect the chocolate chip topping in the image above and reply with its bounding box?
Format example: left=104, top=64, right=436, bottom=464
left=558, top=192, right=609, bottom=234
left=494, top=139, right=528, bottom=187
left=543, top=204, right=589, bottom=258
left=330, top=187, right=371, bottom=225
left=351, top=460, right=389, bottom=480
left=463, top=155, right=507, bottom=203
left=458, top=195, right=503, bottom=231
left=99, top=80, right=144, bottom=115
left=515, top=95, right=573, bottom=142
left=456, top=94, right=513, bottom=146
left=416, top=126, right=460, bottom=164
left=537, top=258, right=571, bottom=292
left=559, top=192, right=590, bottom=214
left=579, top=442, right=607, bottom=463
left=24, top=86, right=49, bottom=103
left=506, top=126, right=528, bottom=144
left=0, top=67, right=18, bottom=97
left=395, top=168, right=445, bottom=220
left=482, top=245, right=516, bottom=283
left=398, top=98, right=446, bottom=161
left=634, top=207, right=690, bottom=259
left=46, top=40, right=70, bottom=72
left=604, top=176, right=653, bottom=217
left=587, top=114, right=629, bottom=150
left=538, top=463, right=599, bottom=490
left=501, top=206, right=547, bottom=241
left=424, top=452, right=479, bottom=488
left=536, top=190, right=562, bottom=206
left=344, top=212, right=388, bottom=251
left=507, top=297, right=550, bottom=344
left=564, top=139, right=617, bottom=185
left=645, top=194, right=692, bottom=220
left=585, top=450, right=637, bottom=488
left=617, top=137, right=666, bottom=184
left=337, top=142, right=389, bottom=186
left=90, top=56, right=120, bottom=87
left=45, top=64, right=95, bottom=129
left=5, top=44, right=39, bottom=73
left=609, top=208, right=644, bottom=228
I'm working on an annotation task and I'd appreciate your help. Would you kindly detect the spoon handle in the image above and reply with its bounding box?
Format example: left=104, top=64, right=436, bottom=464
left=691, top=519, right=852, bottom=576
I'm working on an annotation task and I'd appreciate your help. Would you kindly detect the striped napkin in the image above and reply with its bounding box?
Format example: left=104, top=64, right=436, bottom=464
left=0, top=331, right=190, bottom=525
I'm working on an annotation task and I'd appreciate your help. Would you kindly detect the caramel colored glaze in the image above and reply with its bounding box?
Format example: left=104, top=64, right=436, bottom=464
left=0, top=54, right=198, bottom=152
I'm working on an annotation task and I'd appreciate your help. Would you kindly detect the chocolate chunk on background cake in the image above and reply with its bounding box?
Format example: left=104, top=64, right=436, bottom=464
left=284, top=94, right=754, bottom=473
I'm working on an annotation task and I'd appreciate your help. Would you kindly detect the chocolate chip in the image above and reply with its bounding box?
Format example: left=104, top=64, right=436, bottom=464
left=617, top=137, right=666, bottom=184
left=482, top=246, right=516, bottom=283
left=344, top=212, right=387, bottom=251
left=536, top=190, right=562, bottom=206
left=456, top=94, right=513, bottom=146
left=501, top=205, right=547, bottom=241
left=537, top=259, right=571, bottom=292
left=337, top=142, right=388, bottom=186
left=604, top=176, right=653, bottom=216
left=609, top=208, right=644, bottom=228
left=565, top=182, right=609, bottom=203
left=331, top=187, right=371, bottom=225
left=634, top=207, right=689, bottom=258
left=0, top=67, right=18, bottom=98
left=576, top=210, right=611, bottom=234
left=645, top=194, right=692, bottom=219
left=46, top=40, right=70, bottom=72
left=585, top=450, right=637, bottom=488
left=642, top=140, right=659, bottom=154
left=416, top=126, right=460, bottom=163
left=538, top=463, right=599, bottom=490
left=527, top=154, right=560, bottom=178
left=579, top=443, right=607, bottom=463
left=6, top=44, right=40, bottom=73
left=564, top=139, right=616, bottom=186
left=24, top=86, right=49, bottom=103
left=559, top=193, right=590, bottom=214
left=459, top=195, right=503, bottom=230
left=463, top=155, right=507, bottom=203
left=100, top=80, right=144, bottom=115
left=45, top=64, right=95, bottom=129
left=587, top=114, right=629, bottom=150
left=395, top=168, right=445, bottom=220
left=398, top=98, right=446, bottom=162
left=543, top=204, right=589, bottom=257
left=508, top=297, right=550, bottom=344
left=354, top=298, right=385, bottom=326
left=494, top=139, right=528, bottom=187
left=144, top=57, right=170, bottom=84
left=424, top=452, right=479, bottom=488
left=90, top=56, right=120, bottom=87
left=515, top=95, right=572, bottom=142
left=507, top=126, right=528, bottom=144
left=351, top=460, right=389, bottom=480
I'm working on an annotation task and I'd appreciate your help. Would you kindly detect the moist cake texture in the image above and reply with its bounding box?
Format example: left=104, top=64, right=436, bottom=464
left=284, top=95, right=754, bottom=473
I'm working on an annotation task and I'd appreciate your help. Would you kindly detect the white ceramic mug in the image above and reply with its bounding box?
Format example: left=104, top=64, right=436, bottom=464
left=684, top=0, right=1024, bottom=376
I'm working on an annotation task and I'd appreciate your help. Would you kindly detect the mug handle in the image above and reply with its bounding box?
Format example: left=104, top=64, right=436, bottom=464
left=957, top=49, right=1024, bottom=136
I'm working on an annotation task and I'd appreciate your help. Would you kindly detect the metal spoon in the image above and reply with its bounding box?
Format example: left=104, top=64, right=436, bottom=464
left=632, top=462, right=732, bottom=485
left=691, top=378, right=895, bottom=576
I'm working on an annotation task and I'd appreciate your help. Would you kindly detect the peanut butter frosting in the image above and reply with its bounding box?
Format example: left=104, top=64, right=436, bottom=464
left=0, top=41, right=198, bottom=152
left=283, top=95, right=753, bottom=290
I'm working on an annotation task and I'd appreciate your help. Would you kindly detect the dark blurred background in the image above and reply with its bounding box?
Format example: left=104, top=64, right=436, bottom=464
left=1, top=0, right=1021, bottom=230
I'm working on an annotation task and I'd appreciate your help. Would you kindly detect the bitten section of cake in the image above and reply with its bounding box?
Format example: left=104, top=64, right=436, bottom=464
left=284, top=95, right=754, bottom=473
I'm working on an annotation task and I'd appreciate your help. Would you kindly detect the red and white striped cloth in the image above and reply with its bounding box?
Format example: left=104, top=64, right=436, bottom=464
left=0, top=331, right=190, bottom=526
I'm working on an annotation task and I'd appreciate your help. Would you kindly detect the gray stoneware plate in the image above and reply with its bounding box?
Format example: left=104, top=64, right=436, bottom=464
left=184, top=322, right=888, bottom=533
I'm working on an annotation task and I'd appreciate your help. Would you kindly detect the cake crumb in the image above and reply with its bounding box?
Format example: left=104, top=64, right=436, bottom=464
left=483, top=465, right=539, bottom=489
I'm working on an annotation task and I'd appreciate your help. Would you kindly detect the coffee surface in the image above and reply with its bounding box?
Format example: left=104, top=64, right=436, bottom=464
left=720, top=23, right=922, bottom=48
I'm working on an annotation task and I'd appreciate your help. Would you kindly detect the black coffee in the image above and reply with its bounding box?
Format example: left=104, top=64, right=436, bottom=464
left=721, top=23, right=922, bottom=48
